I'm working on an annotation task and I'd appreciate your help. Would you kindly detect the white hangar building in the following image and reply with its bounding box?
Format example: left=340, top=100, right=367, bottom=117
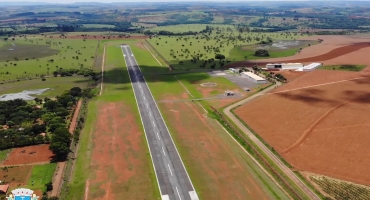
left=241, top=72, right=267, bottom=84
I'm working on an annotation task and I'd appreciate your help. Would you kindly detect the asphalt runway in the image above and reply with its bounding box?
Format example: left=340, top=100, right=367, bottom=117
left=121, top=45, right=198, bottom=200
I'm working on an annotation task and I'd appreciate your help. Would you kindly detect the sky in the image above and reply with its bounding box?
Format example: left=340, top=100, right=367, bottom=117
left=0, top=0, right=366, bottom=3
left=0, top=0, right=347, bottom=3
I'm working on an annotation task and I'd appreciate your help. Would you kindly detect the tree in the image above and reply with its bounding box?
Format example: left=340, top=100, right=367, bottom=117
left=49, top=127, right=71, bottom=159
left=254, top=49, right=270, bottom=57
left=69, top=87, right=82, bottom=97
left=45, top=182, right=53, bottom=192
left=215, top=54, right=225, bottom=60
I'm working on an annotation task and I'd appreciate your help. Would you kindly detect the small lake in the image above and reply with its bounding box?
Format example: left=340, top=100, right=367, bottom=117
left=0, top=88, right=50, bottom=101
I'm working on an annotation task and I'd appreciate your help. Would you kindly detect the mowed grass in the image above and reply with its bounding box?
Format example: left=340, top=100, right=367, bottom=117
left=0, top=43, right=59, bottom=61
left=0, top=77, right=89, bottom=98
left=0, top=149, right=11, bottom=162
left=136, top=46, right=288, bottom=199
left=0, top=38, right=98, bottom=81
left=27, top=163, right=57, bottom=192
left=66, top=40, right=159, bottom=200
left=319, top=64, right=366, bottom=72
left=147, top=26, right=305, bottom=69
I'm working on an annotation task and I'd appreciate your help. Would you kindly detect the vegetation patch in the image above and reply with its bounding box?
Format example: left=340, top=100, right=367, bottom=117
left=319, top=64, right=366, bottom=71
left=27, top=163, right=57, bottom=192
left=0, top=149, right=11, bottom=162
left=310, top=175, right=370, bottom=200
left=0, top=43, right=59, bottom=62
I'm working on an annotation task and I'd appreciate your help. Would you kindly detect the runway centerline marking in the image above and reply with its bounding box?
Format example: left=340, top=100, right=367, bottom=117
left=157, top=132, right=161, bottom=140
left=168, top=164, right=173, bottom=176
left=162, top=146, right=166, bottom=156
left=176, top=187, right=182, bottom=200
left=153, top=121, right=156, bottom=127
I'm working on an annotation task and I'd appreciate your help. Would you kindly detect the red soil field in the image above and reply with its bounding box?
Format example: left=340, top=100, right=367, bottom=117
left=0, top=165, right=33, bottom=188
left=235, top=69, right=370, bottom=186
left=87, top=102, right=156, bottom=199
left=226, top=35, right=370, bottom=68
left=158, top=94, right=277, bottom=200
left=3, top=145, right=54, bottom=166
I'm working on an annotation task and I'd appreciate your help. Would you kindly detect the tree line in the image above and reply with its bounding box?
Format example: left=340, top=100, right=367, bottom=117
left=0, top=87, right=94, bottom=160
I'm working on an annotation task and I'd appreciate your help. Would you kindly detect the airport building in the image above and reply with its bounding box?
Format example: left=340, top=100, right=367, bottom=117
left=302, top=63, right=322, bottom=71
left=266, top=63, right=304, bottom=70
left=241, top=72, right=267, bottom=84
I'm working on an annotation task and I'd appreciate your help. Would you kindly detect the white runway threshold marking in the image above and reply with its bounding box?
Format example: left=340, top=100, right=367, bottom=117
left=189, top=191, right=199, bottom=200
left=162, top=195, right=170, bottom=200
left=176, top=187, right=182, bottom=200
left=162, top=146, right=166, bottom=156
left=168, top=164, right=173, bottom=176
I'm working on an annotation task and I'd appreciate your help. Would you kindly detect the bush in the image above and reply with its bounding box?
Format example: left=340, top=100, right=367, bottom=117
left=41, top=78, right=46, bottom=81
left=254, top=49, right=270, bottom=57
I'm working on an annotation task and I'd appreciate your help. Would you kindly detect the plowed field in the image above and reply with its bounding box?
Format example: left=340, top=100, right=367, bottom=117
left=235, top=69, right=370, bottom=186
left=3, top=145, right=54, bottom=166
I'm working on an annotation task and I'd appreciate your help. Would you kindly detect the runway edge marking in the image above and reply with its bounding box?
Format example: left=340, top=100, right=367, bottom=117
left=120, top=45, right=164, bottom=199
left=129, top=45, right=200, bottom=200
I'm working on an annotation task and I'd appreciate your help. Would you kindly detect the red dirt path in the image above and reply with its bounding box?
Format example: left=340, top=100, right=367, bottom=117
left=235, top=69, right=370, bottom=186
left=3, top=145, right=54, bottom=166
left=87, top=102, right=155, bottom=199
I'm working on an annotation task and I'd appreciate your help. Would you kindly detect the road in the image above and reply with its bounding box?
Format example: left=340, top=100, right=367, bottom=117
left=121, top=45, right=199, bottom=200
left=223, top=83, right=321, bottom=200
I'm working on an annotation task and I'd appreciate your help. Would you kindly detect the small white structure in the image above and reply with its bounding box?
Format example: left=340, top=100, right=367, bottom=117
left=241, top=72, right=267, bottom=84
left=266, top=63, right=304, bottom=70
left=302, top=63, right=322, bottom=71
left=229, top=68, right=236, bottom=73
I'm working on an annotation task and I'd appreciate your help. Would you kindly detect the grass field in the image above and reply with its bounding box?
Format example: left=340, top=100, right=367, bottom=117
left=0, top=37, right=98, bottom=81
left=27, top=163, right=57, bottom=192
left=147, top=25, right=306, bottom=69
left=0, top=149, right=11, bottom=162
left=0, top=77, right=89, bottom=98
left=319, top=64, right=366, bottom=71
left=133, top=42, right=288, bottom=199
left=66, top=40, right=159, bottom=200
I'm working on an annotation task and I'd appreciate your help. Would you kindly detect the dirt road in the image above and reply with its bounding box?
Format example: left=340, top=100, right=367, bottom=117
left=223, top=83, right=321, bottom=200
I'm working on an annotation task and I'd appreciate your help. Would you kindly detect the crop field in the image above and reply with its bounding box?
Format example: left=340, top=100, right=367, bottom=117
left=27, top=163, right=57, bottom=192
left=0, top=37, right=98, bottom=81
left=134, top=43, right=288, bottom=199
left=234, top=69, right=370, bottom=187
left=147, top=25, right=306, bottom=69
left=0, top=165, right=33, bottom=188
left=310, top=174, right=370, bottom=199
left=319, top=64, right=366, bottom=72
left=66, top=40, right=158, bottom=200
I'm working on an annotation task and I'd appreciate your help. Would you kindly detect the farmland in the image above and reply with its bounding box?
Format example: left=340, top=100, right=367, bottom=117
left=0, top=37, right=98, bottom=81
left=146, top=24, right=307, bottom=69
left=3, top=145, right=55, bottom=166
left=234, top=69, right=370, bottom=187
left=319, top=64, right=366, bottom=72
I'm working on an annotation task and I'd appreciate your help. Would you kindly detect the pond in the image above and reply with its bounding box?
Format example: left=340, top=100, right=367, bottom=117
left=0, top=88, right=50, bottom=101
